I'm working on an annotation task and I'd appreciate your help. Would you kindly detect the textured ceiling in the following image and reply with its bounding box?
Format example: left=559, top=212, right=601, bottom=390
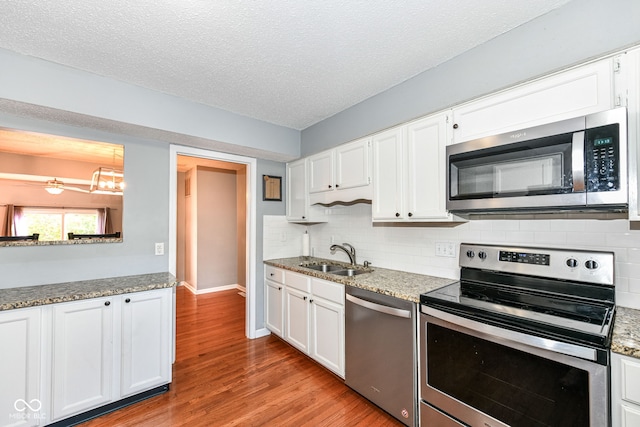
left=0, top=0, right=571, bottom=130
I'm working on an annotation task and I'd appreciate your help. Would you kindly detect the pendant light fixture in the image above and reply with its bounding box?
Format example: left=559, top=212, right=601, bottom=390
left=45, top=178, right=65, bottom=195
left=89, top=167, right=125, bottom=195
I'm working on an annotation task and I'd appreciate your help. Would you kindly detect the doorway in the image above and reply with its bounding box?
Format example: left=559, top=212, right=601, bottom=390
left=169, top=145, right=258, bottom=339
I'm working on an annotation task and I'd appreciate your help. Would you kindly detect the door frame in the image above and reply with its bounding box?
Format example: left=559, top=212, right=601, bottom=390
left=169, top=144, right=259, bottom=339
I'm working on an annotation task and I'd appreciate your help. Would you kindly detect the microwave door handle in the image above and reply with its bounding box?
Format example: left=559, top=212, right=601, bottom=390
left=572, top=131, right=585, bottom=192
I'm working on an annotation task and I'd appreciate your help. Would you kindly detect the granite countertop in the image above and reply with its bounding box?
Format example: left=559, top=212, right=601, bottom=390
left=612, top=306, right=640, bottom=359
left=0, top=272, right=177, bottom=311
left=264, top=256, right=455, bottom=303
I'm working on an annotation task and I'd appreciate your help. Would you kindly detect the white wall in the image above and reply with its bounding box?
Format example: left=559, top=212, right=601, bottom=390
left=264, top=206, right=640, bottom=310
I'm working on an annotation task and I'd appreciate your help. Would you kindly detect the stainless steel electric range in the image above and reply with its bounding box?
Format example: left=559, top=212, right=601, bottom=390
left=419, top=243, right=616, bottom=427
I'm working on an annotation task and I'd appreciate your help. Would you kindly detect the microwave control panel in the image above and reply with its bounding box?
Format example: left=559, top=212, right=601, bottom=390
left=585, top=124, right=620, bottom=192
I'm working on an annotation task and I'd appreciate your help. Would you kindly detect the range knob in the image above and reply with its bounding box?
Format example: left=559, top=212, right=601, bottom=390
left=478, top=251, right=487, bottom=260
left=466, top=250, right=475, bottom=258
left=566, top=258, right=578, bottom=268
left=585, top=260, right=599, bottom=270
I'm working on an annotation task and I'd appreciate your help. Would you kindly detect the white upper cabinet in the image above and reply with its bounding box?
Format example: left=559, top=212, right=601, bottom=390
left=309, top=138, right=372, bottom=205
left=285, top=158, right=327, bottom=223
left=625, top=48, right=640, bottom=221
left=451, top=58, right=617, bottom=144
left=372, top=111, right=459, bottom=222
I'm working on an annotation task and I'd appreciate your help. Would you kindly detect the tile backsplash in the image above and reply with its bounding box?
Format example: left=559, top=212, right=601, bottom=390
left=263, top=204, right=640, bottom=309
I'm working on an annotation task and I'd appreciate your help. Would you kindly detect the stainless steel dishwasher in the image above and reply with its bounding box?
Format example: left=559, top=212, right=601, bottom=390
left=345, top=286, right=417, bottom=427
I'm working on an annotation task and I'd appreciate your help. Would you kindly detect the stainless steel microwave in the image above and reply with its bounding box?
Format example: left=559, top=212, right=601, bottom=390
left=446, top=108, right=628, bottom=214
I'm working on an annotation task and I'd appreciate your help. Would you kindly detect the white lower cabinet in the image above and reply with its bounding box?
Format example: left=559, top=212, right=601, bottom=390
left=309, top=278, right=345, bottom=377
left=0, top=307, right=43, bottom=427
left=612, top=352, right=640, bottom=427
left=120, top=290, right=172, bottom=398
left=51, top=297, right=115, bottom=421
left=284, top=286, right=311, bottom=353
left=264, top=265, right=345, bottom=378
left=0, top=288, right=173, bottom=427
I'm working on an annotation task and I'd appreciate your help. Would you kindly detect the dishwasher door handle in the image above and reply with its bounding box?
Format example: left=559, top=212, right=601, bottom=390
left=346, top=294, right=411, bottom=318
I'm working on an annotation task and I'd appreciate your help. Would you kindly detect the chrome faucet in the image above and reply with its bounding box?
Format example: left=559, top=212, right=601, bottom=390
left=330, top=243, right=356, bottom=265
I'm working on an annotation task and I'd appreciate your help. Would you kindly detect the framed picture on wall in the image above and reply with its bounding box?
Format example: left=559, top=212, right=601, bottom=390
left=263, top=175, right=282, bottom=201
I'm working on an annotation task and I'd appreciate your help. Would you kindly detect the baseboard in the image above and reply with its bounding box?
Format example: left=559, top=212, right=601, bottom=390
left=254, top=327, right=271, bottom=338
left=182, top=282, right=246, bottom=295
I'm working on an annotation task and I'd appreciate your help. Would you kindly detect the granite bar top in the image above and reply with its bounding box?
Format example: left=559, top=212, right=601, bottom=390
left=264, top=256, right=455, bottom=303
left=612, top=306, right=640, bottom=359
left=0, top=272, right=177, bottom=311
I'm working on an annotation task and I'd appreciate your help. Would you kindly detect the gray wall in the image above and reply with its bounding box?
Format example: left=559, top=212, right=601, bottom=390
left=0, top=112, right=170, bottom=287
left=301, top=0, right=640, bottom=155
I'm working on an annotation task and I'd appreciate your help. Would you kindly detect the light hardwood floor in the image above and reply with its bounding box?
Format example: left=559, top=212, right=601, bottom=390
left=80, top=286, right=402, bottom=426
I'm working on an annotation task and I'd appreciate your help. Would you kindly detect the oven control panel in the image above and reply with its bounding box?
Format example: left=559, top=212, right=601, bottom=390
left=459, top=243, right=614, bottom=286
left=498, top=250, right=550, bottom=266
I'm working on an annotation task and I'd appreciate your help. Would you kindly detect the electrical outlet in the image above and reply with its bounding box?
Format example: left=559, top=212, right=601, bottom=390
left=435, top=242, right=456, bottom=258
left=155, top=242, right=165, bottom=256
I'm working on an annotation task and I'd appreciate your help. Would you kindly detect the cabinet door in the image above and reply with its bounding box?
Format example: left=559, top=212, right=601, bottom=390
left=284, top=287, right=310, bottom=354
left=335, top=138, right=371, bottom=190
left=265, top=278, right=284, bottom=337
left=286, top=159, right=308, bottom=221
left=51, top=298, right=114, bottom=421
left=310, top=297, right=344, bottom=378
left=0, top=308, right=42, bottom=427
left=452, top=59, right=615, bottom=143
left=406, top=113, right=451, bottom=220
left=626, top=48, right=640, bottom=221
left=308, top=150, right=334, bottom=194
left=372, top=127, right=404, bottom=220
left=120, top=289, right=172, bottom=398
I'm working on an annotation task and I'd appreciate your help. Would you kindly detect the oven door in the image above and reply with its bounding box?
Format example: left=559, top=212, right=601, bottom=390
left=419, top=308, right=609, bottom=427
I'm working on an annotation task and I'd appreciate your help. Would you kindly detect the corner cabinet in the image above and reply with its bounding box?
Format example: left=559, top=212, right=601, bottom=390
left=612, top=352, right=640, bottom=426
left=285, top=158, right=327, bottom=223
left=264, top=265, right=345, bottom=377
left=372, top=111, right=460, bottom=222
left=451, top=58, right=618, bottom=144
left=308, top=138, right=372, bottom=205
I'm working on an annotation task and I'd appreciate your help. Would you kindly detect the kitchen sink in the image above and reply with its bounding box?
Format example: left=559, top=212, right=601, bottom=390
left=331, top=268, right=367, bottom=277
left=299, top=263, right=370, bottom=276
left=300, top=263, right=344, bottom=273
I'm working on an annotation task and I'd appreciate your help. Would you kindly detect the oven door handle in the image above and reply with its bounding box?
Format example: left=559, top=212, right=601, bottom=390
left=423, top=306, right=598, bottom=361
left=346, top=294, right=411, bottom=318
left=572, top=130, right=585, bottom=192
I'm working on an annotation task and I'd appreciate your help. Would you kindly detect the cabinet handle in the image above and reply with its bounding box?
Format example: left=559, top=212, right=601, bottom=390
left=125, top=298, right=131, bottom=303
left=335, top=184, right=339, bottom=188
left=302, top=216, right=306, bottom=219
left=395, top=212, right=400, bottom=217
left=278, top=286, right=282, bottom=291
left=104, top=301, right=111, bottom=306
left=453, top=123, right=459, bottom=129
left=270, top=273, right=275, bottom=277
left=328, top=185, right=332, bottom=189
left=309, top=299, right=314, bottom=303
left=408, top=212, right=413, bottom=217
left=303, top=296, right=307, bottom=301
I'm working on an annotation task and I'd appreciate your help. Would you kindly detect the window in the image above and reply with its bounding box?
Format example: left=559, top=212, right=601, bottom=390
left=21, top=208, right=100, bottom=241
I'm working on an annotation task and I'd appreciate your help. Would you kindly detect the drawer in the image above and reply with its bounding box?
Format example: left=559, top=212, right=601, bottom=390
left=265, top=265, right=284, bottom=283
left=311, top=278, right=344, bottom=305
left=285, top=271, right=310, bottom=293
